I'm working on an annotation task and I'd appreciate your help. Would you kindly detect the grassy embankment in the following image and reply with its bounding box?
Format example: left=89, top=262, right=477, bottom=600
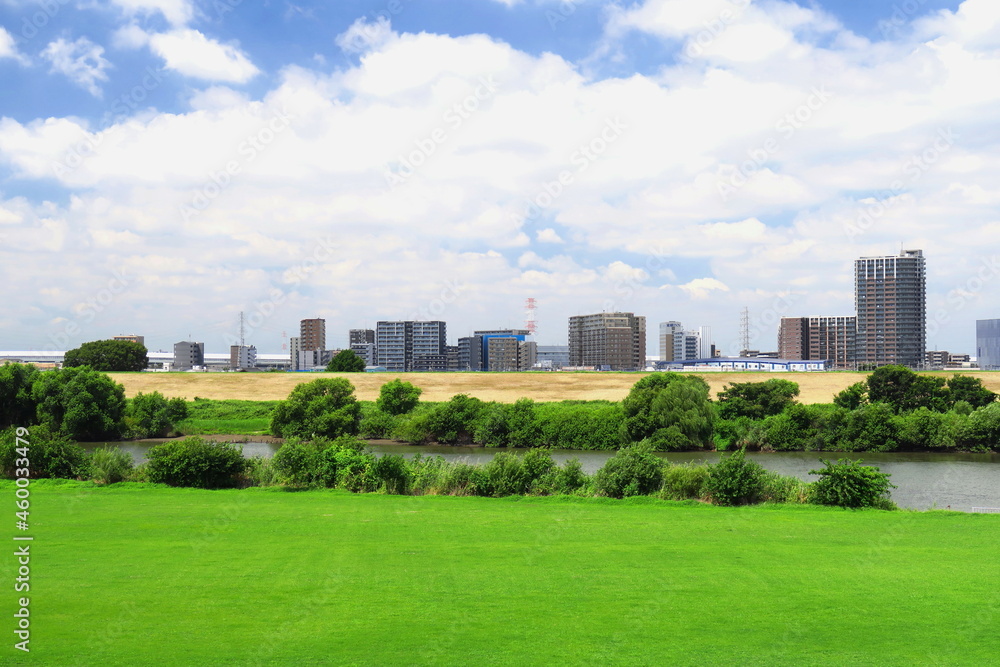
left=174, top=398, right=279, bottom=435
left=4, top=482, right=997, bottom=665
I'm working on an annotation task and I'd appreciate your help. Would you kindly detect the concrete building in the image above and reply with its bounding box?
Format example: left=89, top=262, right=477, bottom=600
left=976, top=319, right=1000, bottom=370
left=675, top=330, right=701, bottom=362
left=474, top=329, right=532, bottom=371
left=658, top=321, right=683, bottom=362
left=375, top=321, right=446, bottom=372
left=230, top=345, right=257, bottom=371
left=350, top=342, right=377, bottom=366
left=855, top=249, right=926, bottom=368
left=289, top=337, right=302, bottom=370
left=457, top=335, right=485, bottom=371
left=113, top=334, right=145, bottom=347
left=173, top=341, right=205, bottom=370
left=349, top=329, right=375, bottom=346
left=778, top=316, right=857, bottom=370
left=300, top=318, right=326, bottom=353
left=698, top=326, right=714, bottom=360
left=486, top=337, right=537, bottom=372
left=568, top=312, right=646, bottom=371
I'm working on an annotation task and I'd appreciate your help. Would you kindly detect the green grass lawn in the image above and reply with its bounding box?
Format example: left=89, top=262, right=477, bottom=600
left=4, top=482, right=999, bottom=666
left=175, top=399, right=279, bottom=435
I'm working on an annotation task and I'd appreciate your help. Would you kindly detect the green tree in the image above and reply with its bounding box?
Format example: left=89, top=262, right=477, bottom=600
left=146, top=437, right=245, bottom=489
left=594, top=441, right=665, bottom=498
left=123, top=391, right=188, bottom=438
left=63, top=340, right=148, bottom=372
left=376, top=378, right=423, bottom=415
left=840, top=402, right=899, bottom=452
left=326, top=349, right=366, bottom=372
left=717, top=378, right=800, bottom=420
left=270, top=378, right=362, bottom=439
left=956, top=403, right=1000, bottom=452
left=866, top=365, right=948, bottom=413
left=946, top=375, right=996, bottom=409
left=621, top=374, right=715, bottom=450
left=705, top=449, right=767, bottom=506
left=0, top=363, right=39, bottom=429
left=833, top=382, right=868, bottom=410
left=809, top=458, right=895, bottom=509
left=32, top=366, right=126, bottom=441
left=0, top=425, right=91, bottom=479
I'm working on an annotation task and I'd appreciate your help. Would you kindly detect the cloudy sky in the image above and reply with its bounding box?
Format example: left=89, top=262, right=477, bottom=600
left=1, top=0, right=997, bottom=357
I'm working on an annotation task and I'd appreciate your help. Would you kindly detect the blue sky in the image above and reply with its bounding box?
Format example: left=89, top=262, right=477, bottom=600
left=1, top=0, right=997, bottom=358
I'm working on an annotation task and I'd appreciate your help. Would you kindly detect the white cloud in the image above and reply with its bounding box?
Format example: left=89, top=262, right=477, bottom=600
left=0, top=27, right=27, bottom=64
left=4, top=1, right=1000, bottom=352
left=41, top=37, right=111, bottom=96
left=336, top=17, right=395, bottom=55
left=142, top=29, right=260, bottom=82
left=111, top=0, right=195, bottom=27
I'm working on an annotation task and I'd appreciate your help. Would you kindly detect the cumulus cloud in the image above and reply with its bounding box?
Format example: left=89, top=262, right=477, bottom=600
left=0, top=27, right=27, bottom=64
left=41, top=37, right=112, bottom=96
left=3, top=0, right=1000, bottom=352
left=111, top=0, right=195, bottom=27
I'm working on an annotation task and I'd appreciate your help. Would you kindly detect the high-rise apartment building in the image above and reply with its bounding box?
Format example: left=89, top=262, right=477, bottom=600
left=300, top=318, right=326, bottom=353
left=659, top=321, right=682, bottom=361
left=568, top=312, right=646, bottom=371
left=375, top=321, right=446, bottom=372
left=855, top=250, right=926, bottom=368
left=977, top=319, right=1000, bottom=370
left=457, top=335, right=485, bottom=371
left=778, top=316, right=857, bottom=369
left=230, top=345, right=257, bottom=370
left=289, top=337, right=301, bottom=370
left=349, top=329, right=376, bottom=366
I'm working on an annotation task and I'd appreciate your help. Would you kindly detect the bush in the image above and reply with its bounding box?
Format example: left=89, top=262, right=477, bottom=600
left=473, top=399, right=542, bottom=448
left=32, top=366, right=127, bottom=441
left=866, top=365, right=948, bottom=413
left=759, top=470, right=808, bottom=504
left=947, top=375, right=996, bottom=409
left=0, top=425, right=91, bottom=479
left=376, top=379, right=422, bottom=415
left=839, top=402, right=899, bottom=451
left=89, top=446, right=134, bottom=484
left=270, top=378, right=361, bottom=439
left=124, top=391, right=185, bottom=438
left=717, top=379, right=800, bottom=420
left=705, top=450, right=766, bottom=506
left=833, top=382, right=867, bottom=410
left=319, top=436, right=376, bottom=492
left=659, top=462, right=710, bottom=500
left=146, top=437, right=246, bottom=488
left=371, top=454, right=411, bottom=494
left=895, top=408, right=957, bottom=450
left=536, top=402, right=625, bottom=450
left=956, top=403, right=1000, bottom=452
left=424, top=394, right=484, bottom=444
left=594, top=441, right=665, bottom=498
left=359, top=404, right=399, bottom=439
left=244, top=456, right=279, bottom=487
left=271, top=437, right=321, bottom=487
left=808, top=458, right=895, bottom=509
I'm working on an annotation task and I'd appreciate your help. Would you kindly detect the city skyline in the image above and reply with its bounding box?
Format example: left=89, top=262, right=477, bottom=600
left=2, top=0, right=998, bottom=357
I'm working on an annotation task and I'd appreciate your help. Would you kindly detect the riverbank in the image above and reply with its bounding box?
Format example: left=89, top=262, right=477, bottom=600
left=11, top=482, right=998, bottom=665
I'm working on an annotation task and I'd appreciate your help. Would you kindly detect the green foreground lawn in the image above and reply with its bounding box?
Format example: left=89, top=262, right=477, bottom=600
left=3, top=483, right=999, bottom=666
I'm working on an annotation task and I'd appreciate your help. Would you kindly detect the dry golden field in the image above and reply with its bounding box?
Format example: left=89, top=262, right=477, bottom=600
left=105, top=370, right=1000, bottom=405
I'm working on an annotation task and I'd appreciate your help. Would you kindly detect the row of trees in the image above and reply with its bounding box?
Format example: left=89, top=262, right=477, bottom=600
left=265, top=370, right=1000, bottom=453
left=0, top=429, right=896, bottom=509
left=0, top=363, right=187, bottom=441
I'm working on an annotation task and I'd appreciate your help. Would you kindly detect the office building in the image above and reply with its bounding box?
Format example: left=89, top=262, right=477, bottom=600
left=536, top=345, right=570, bottom=370
left=659, top=321, right=683, bottom=362
left=474, top=329, right=532, bottom=371
left=486, top=337, right=537, bottom=372
left=568, top=312, right=646, bottom=371
left=113, top=334, right=145, bottom=347
left=376, top=321, right=446, bottom=372
left=300, top=318, right=326, bottom=353
left=977, top=319, right=1000, bottom=370
left=855, top=249, right=926, bottom=368
left=173, top=341, right=205, bottom=370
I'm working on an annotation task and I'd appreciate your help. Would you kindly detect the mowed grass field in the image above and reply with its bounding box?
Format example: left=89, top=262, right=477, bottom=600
left=6, top=483, right=999, bottom=666
left=108, top=370, right=1000, bottom=404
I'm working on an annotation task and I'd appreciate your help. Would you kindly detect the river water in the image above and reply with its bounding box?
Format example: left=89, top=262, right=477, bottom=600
left=87, top=441, right=1000, bottom=512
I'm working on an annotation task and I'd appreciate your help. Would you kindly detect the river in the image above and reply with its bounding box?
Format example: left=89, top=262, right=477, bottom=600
left=86, top=440, right=1000, bottom=512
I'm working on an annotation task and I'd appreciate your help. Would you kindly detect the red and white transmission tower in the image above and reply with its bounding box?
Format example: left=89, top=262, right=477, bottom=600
left=525, top=298, right=537, bottom=335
